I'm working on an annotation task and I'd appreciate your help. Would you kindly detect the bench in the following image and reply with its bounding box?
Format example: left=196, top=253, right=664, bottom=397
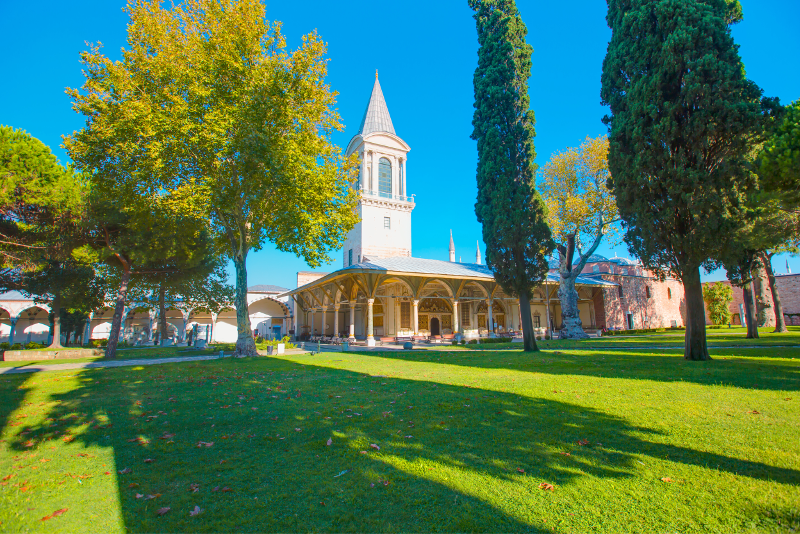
left=394, top=335, right=412, bottom=343
left=412, top=335, right=428, bottom=342
left=442, top=334, right=455, bottom=341
left=378, top=336, right=395, bottom=345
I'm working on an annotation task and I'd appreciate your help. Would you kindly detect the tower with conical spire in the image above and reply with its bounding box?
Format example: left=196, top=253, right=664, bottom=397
left=449, top=230, right=456, bottom=262
left=476, top=241, right=482, bottom=265
left=342, top=73, right=415, bottom=266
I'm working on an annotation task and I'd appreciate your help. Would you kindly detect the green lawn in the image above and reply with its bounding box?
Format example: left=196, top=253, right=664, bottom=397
left=455, top=326, right=800, bottom=351
left=1, top=345, right=798, bottom=532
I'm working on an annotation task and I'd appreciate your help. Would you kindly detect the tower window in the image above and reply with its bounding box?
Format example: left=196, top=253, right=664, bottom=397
left=384, top=217, right=391, bottom=229
left=618, top=285, right=624, bottom=298
left=592, top=265, right=599, bottom=273
left=646, top=286, right=651, bottom=299
left=348, top=249, right=353, bottom=266
left=379, top=158, right=392, bottom=198
left=668, top=287, right=672, bottom=300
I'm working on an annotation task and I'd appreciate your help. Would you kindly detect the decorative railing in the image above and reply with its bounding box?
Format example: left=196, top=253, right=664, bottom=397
left=361, top=190, right=415, bottom=203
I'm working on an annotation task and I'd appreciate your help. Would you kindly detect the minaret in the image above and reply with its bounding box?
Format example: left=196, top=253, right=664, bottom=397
left=449, top=230, right=455, bottom=262
left=476, top=241, right=482, bottom=265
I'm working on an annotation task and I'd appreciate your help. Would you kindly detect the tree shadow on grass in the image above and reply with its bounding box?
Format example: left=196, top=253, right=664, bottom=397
left=369, top=348, right=800, bottom=392
left=0, top=371, right=37, bottom=435
left=4, top=357, right=799, bottom=532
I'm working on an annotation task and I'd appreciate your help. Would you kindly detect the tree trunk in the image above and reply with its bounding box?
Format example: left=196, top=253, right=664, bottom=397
left=760, top=251, right=787, bottom=333
left=682, top=266, right=710, bottom=361
left=742, top=281, right=759, bottom=339
left=48, top=293, right=63, bottom=349
left=518, top=292, right=539, bottom=352
left=232, top=251, right=258, bottom=357
left=106, top=263, right=132, bottom=359
left=558, top=273, right=589, bottom=339
left=159, top=283, right=169, bottom=347
left=752, top=263, right=774, bottom=327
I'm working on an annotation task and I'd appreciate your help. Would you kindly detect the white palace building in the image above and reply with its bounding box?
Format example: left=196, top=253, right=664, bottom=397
left=282, top=76, right=624, bottom=345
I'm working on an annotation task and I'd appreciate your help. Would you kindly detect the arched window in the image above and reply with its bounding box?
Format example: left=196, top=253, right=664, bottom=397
left=646, top=286, right=651, bottom=299
left=667, top=287, right=672, bottom=300
left=618, top=285, right=624, bottom=298
left=378, top=158, right=392, bottom=198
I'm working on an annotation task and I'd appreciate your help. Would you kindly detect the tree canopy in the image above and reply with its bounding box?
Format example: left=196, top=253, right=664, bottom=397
left=469, top=0, right=554, bottom=351
left=600, top=0, right=766, bottom=360
left=65, top=0, right=359, bottom=356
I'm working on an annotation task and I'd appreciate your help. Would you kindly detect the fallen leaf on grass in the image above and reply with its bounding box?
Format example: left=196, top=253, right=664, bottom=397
left=370, top=444, right=380, bottom=451
left=517, top=468, right=525, bottom=474
left=2, top=474, right=14, bottom=481
left=748, top=410, right=760, bottom=415
left=576, top=439, right=590, bottom=446
left=326, top=438, right=332, bottom=446
left=333, top=470, right=348, bottom=478
left=189, top=483, right=200, bottom=493
left=135, top=493, right=144, bottom=499
left=189, top=505, right=202, bottom=517
left=128, top=483, right=139, bottom=488
left=145, top=493, right=162, bottom=500
left=118, top=468, right=132, bottom=474
left=221, top=487, right=232, bottom=492
left=156, top=507, right=170, bottom=516
left=661, top=477, right=673, bottom=482
left=143, top=459, right=154, bottom=463
left=538, top=483, right=554, bottom=491
left=196, top=441, right=214, bottom=448
left=41, top=508, right=67, bottom=521
left=559, top=452, right=571, bottom=456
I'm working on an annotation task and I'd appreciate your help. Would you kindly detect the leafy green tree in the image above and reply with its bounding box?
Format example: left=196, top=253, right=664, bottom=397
left=0, top=126, right=95, bottom=347
left=469, top=0, right=554, bottom=352
left=758, top=100, right=800, bottom=210
left=703, top=282, right=733, bottom=326
left=65, top=0, right=359, bottom=357
left=600, top=0, right=765, bottom=360
left=82, top=182, right=214, bottom=358
left=539, top=136, right=619, bottom=339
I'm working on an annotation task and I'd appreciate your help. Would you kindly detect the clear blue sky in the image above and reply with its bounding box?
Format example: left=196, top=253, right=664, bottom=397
left=1, top=0, right=798, bottom=290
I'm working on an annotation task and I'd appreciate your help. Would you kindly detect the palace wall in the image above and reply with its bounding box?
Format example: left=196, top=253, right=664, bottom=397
left=704, top=273, right=800, bottom=326
left=595, top=273, right=685, bottom=329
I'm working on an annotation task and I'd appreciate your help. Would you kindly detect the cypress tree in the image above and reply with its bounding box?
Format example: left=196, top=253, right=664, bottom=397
left=600, top=0, right=764, bottom=360
left=469, top=0, right=554, bottom=352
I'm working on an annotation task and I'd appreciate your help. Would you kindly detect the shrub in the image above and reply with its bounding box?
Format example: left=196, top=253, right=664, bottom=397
left=91, top=339, right=109, bottom=348
left=25, top=342, right=42, bottom=350
left=256, top=335, right=296, bottom=350
left=11, top=343, right=22, bottom=350
left=451, top=339, right=458, bottom=345
left=544, top=333, right=551, bottom=340
left=703, top=282, right=733, bottom=326
left=468, top=339, right=478, bottom=345
left=602, top=327, right=667, bottom=336
left=460, top=339, right=466, bottom=345
left=0, top=342, right=9, bottom=350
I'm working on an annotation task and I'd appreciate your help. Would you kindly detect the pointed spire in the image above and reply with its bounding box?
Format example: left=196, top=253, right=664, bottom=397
left=476, top=241, right=482, bottom=265
left=358, top=74, right=395, bottom=136
left=788, top=259, right=792, bottom=274
left=449, top=230, right=455, bottom=262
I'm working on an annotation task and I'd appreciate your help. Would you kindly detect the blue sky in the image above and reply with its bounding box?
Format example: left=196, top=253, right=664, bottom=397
left=1, top=0, right=798, bottom=290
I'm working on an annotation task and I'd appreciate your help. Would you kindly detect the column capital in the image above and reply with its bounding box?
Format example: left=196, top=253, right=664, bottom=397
left=367, top=298, right=375, bottom=305
left=334, top=304, right=341, bottom=310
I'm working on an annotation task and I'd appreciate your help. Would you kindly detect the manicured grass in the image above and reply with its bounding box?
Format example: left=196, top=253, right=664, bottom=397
left=1, top=347, right=798, bottom=532
left=455, top=326, right=800, bottom=351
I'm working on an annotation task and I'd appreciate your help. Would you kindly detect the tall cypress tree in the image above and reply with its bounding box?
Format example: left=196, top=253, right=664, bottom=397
left=469, top=0, right=554, bottom=352
left=600, top=0, right=764, bottom=360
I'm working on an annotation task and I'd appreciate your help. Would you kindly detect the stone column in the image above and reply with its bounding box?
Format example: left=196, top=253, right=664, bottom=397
left=391, top=155, right=398, bottom=198
left=320, top=305, right=328, bottom=337
left=348, top=303, right=356, bottom=340
left=310, top=309, right=316, bottom=338
left=413, top=299, right=419, bottom=336
left=84, top=312, right=94, bottom=345
left=400, top=158, right=406, bottom=198
left=371, top=151, right=377, bottom=193
left=452, top=300, right=460, bottom=337
left=366, top=298, right=375, bottom=346
left=334, top=305, right=340, bottom=338
left=487, top=298, right=495, bottom=338
left=8, top=317, right=18, bottom=346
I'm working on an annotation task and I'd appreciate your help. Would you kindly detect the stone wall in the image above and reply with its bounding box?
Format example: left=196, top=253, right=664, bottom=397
left=705, top=274, right=800, bottom=326
left=595, top=273, right=685, bottom=329
left=2, top=348, right=104, bottom=361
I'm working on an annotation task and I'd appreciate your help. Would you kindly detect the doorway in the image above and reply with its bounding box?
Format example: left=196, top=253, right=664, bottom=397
left=430, top=317, right=441, bottom=336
